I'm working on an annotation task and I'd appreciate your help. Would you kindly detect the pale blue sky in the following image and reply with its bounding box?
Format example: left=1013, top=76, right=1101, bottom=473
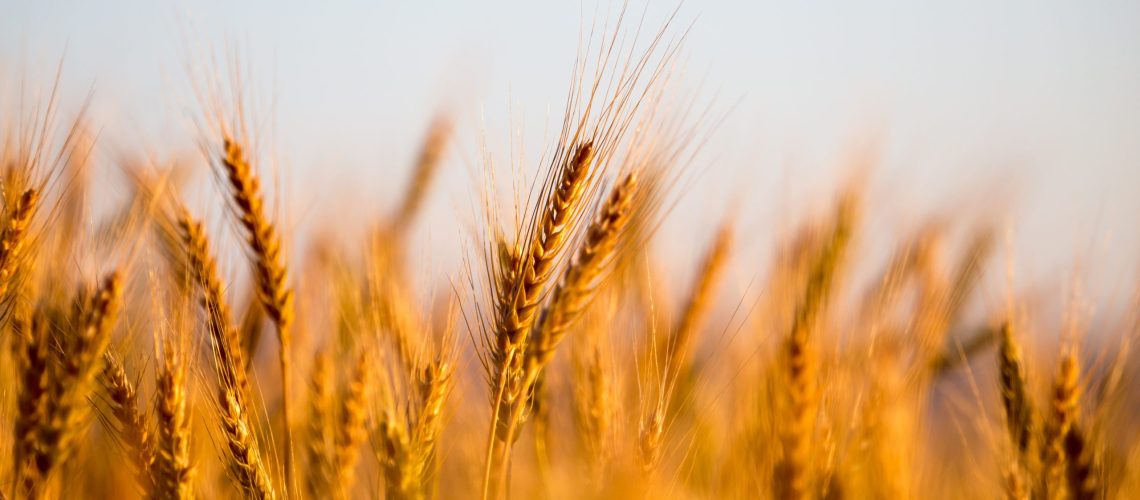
left=2, top=1, right=1139, bottom=308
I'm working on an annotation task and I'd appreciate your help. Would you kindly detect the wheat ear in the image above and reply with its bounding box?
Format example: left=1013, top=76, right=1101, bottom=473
left=997, top=321, right=1035, bottom=496
left=332, top=352, right=370, bottom=500
left=1042, top=347, right=1080, bottom=500
left=527, top=171, right=638, bottom=373
left=218, top=136, right=296, bottom=488
left=12, top=308, right=49, bottom=499
left=572, top=340, right=615, bottom=484
left=1062, top=424, right=1098, bottom=500
left=304, top=351, right=333, bottom=498
left=101, top=351, right=155, bottom=493
left=412, top=357, right=454, bottom=493
left=483, top=142, right=596, bottom=498
left=220, top=388, right=276, bottom=500
left=378, top=413, right=414, bottom=500
left=392, top=117, right=450, bottom=235
left=22, top=272, right=122, bottom=496
left=665, top=219, right=733, bottom=374
left=151, top=345, right=194, bottom=500
left=0, top=189, right=38, bottom=310
left=176, top=211, right=249, bottom=401
left=775, top=197, right=855, bottom=500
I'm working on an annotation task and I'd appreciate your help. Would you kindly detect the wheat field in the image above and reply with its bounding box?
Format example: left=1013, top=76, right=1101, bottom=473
left=0, top=6, right=1137, bottom=500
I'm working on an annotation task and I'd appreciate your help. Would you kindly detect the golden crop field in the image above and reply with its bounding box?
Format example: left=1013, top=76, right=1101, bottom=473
left=0, top=3, right=1137, bottom=499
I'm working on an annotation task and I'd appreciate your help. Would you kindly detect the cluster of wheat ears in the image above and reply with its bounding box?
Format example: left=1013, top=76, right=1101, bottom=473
left=0, top=13, right=1137, bottom=500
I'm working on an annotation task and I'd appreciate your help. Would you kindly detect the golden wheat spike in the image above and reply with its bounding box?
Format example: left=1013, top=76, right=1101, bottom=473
left=176, top=211, right=249, bottom=401
left=775, top=195, right=856, bottom=500
left=529, top=171, right=639, bottom=372
left=12, top=307, right=51, bottom=498
left=0, top=188, right=38, bottom=310
left=998, top=322, right=1035, bottom=456
left=392, top=116, right=451, bottom=235
left=152, top=346, right=194, bottom=500
left=483, top=142, right=598, bottom=498
left=665, top=217, right=733, bottom=375
left=571, top=336, right=615, bottom=484
left=217, top=135, right=297, bottom=489
left=411, top=357, right=453, bottom=492
left=1043, top=346, right=1081, bottom=500
left=100, top=351, right=154, bottom=494
left=304, top=351, right=333, bottom=498
left=21, top=272, right=122, bottom=497
left=332, top=352, right=370, bottom=500
left=219, top=388, right=276, bottom=500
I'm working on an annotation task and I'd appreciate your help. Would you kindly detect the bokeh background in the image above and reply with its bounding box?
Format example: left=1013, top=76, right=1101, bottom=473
left=2, top=0, right=1138, bottom=320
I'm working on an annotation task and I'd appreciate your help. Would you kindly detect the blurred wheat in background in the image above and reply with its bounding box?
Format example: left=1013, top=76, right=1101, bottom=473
left=0, top=2, right=1138, bottom=499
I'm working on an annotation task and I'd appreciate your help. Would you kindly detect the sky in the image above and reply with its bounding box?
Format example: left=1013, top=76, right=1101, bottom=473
left=2, top=0, right=1139, bottom=312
